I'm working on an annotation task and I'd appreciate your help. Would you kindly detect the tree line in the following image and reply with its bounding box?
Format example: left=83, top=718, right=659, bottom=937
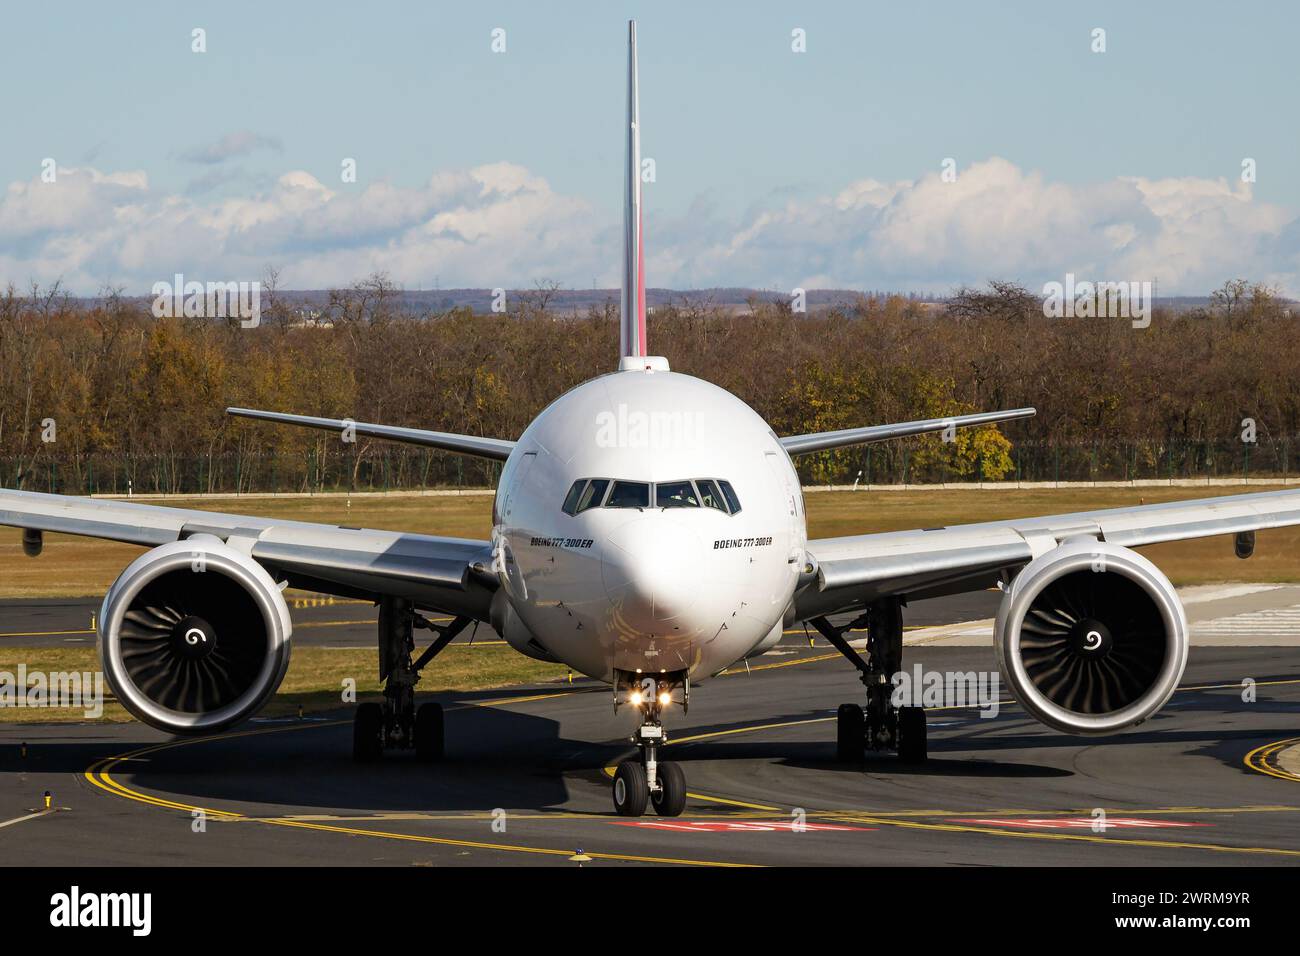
left=0, top=276, right=1295, bottom=495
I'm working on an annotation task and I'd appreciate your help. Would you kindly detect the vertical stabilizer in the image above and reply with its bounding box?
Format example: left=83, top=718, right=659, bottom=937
left=620, top=20, right=647, bottom=360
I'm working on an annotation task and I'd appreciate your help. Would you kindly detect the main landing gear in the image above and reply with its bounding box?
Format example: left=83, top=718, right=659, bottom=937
left=611, top=671, right=688, bottom=817
left=353, top=595, right=471, bottom=763
left=810, top=596, right=927, bottom=764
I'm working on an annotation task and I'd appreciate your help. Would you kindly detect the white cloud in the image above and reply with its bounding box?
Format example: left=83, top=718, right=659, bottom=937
left=0, top=157, right=1296, bottom=297
left=657, top=158, right=1299, bottom=296
left=0, top=167, right=148, bottom=241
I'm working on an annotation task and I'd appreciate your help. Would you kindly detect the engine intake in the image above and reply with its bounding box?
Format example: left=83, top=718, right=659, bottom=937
left=994, top=539, right=1188, bottom=735
left=98, top=537, right=292, bottom=734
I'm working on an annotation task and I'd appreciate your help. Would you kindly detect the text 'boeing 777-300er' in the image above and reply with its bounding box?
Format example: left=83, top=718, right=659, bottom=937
left=5, top=21, right=1300, bottom=817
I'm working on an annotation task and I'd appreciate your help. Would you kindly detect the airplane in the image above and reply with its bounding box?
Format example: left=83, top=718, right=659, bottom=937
left=4, top=20, right=1300, bottom=818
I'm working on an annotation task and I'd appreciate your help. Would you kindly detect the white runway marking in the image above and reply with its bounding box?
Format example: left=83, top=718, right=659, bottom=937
left=0, top=809, right=55, bottom=829
left=1178, top=583, right=1282, bottom=605
left=903, top=585, right=1300, bottom=647
left=1191, top=604, right=1300, bottom=644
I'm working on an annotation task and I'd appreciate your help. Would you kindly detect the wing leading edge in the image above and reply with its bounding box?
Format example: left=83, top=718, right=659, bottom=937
left=780, top=408, right=1035, bottom=456
left=0, top=488, right=495, bottom=619
left=799, top=486, right=1300, bottom=619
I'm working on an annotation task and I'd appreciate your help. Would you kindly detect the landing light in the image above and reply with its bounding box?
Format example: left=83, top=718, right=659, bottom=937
left=629, top=690, right=643, bottom=706
left=658, top=691, right=672, bottom=707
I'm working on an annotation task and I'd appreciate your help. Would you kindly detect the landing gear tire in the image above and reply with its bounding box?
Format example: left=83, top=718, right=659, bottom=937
left=651, top=761, right=687, bottom=817
left=613, top=759, right=649, bottom=817
left=414, top=702, right=444, bottom=762
left=836, top=704, right=864, bottom=762
left=353, top=702, right=384, bottom=762
left=897, top=705, right=927, bottom=763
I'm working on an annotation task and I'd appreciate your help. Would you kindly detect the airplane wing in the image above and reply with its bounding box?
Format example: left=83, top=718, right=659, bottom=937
left=781, top=408, right=1035, bottom=456
left=797, top=487, right=1300, bottom=618
left=0, top=488, right=496, bottom=619
left=227, top=407, right=516, bottom=462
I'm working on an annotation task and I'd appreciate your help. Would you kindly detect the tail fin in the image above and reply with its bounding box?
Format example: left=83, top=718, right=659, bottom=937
left=620, top=20, right=647, bottom=360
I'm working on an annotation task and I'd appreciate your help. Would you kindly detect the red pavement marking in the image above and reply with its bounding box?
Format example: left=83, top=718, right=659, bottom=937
left=612, top=820, right=874, bottom=833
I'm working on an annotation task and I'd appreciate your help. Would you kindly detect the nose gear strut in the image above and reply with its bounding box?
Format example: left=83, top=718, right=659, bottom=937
left=611, top=670, right=688, bottom=817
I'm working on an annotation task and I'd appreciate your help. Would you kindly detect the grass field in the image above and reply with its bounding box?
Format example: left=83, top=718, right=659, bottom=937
left=0, top=645, right=569, bottom=724
left=0, top=485, right=1295, bottom=597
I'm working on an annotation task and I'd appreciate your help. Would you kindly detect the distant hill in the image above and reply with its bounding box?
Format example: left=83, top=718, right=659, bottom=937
left=69, top=288, right=1285, bottom=316
left=269, top=287, right=933, bottom=314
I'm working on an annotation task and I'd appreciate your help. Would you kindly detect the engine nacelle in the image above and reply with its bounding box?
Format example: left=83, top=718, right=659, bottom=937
left=994, top=539, right=1188, bottom=735
left=98, top=537, right=292, bottom=734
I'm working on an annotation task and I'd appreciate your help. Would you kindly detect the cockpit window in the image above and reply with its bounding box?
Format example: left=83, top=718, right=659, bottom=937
left=718, top=480, right=742, bottom=514
left=561, top=480, right=586, bottom=516
left=605, top=480, right=651, bottom=509
left=564, top=477, right=739, bottom=515
left=576, top=478, right=609, bottom=513
left=695, top=479, right=727, bottom=512
left=656, top=480, right=699, bottom=508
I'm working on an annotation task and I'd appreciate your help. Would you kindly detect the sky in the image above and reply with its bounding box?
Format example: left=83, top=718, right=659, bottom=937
left=2, top=0, right=1298, bottom=296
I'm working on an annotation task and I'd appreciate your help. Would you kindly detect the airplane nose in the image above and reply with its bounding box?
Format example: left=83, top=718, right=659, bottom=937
left=602, top=518, right=703, bottom=630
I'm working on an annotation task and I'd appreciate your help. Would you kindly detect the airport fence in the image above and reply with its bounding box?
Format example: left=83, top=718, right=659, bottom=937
left=856, top=437, right=1299, bottom=487
left=0, top=437, right=1296, bottom=497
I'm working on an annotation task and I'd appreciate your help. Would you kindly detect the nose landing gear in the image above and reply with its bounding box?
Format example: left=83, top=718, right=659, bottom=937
left=812, top=596, right=927, bottom=764
left=611, top=671, right=688, bottom=817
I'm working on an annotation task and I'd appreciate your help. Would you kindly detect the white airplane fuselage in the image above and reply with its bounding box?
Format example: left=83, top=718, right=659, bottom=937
left=491, top=363, right=807, bottom=683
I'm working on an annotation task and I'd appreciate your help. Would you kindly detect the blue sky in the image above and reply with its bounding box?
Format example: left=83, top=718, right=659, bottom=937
left=3, top=1, right=1298, bottom=294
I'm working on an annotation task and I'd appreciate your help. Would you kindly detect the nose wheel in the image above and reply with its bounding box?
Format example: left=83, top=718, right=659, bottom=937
left=613, top=759, right=648, bottom=816
left=612, top=744, right=687, bottom=818
left=611, top=674, right=688, bottom=817
left=650, top=760, right=686, bottom=816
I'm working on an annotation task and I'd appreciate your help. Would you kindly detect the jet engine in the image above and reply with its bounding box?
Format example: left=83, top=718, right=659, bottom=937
left=98, top=537, right=292, bottom=734
left=994, top=538, right=1188, bottom=734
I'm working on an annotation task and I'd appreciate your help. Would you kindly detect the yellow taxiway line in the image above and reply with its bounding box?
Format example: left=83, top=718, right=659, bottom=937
left=1244, top=736, right=1300, bottom=783
left=77, top=644, right=1300, bottom=863
left=81, top=697, right=753, bottom=868
left=596, top=672, right=1300, bottom=852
